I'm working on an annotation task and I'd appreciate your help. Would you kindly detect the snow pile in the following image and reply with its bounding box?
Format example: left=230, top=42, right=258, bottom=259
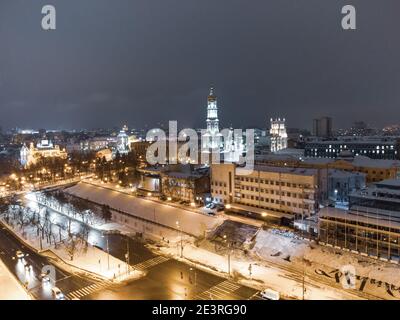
left=253, top=229, right=400, bottom=299
left=253, top=229, right=308, bottom=259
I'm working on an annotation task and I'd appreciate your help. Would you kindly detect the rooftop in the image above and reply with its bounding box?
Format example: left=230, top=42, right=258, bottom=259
left=237, top=165, right=318, bottom=176
left=319, top=207, right=400, bottom=229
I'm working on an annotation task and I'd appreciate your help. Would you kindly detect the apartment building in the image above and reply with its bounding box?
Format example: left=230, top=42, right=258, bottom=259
left=211, top=163, right=319, bottom=222
left=304, top=137, right=400, bottom=160
left=255, top=154, right=400, bottom=184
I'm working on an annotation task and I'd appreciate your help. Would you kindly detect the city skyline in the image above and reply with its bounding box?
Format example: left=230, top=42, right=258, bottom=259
left=1, top=1, right=400, bottom=130
left=1, top=0, right=400, bottom=304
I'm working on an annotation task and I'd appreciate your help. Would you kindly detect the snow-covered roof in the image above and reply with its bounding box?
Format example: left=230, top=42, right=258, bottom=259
left=328, top=169, right=365, bottom=179
left=376, top=178, right=400, bottom=188
left=245, top=165, right=318, bottom=176
left=303, top=155, right=400, bottom=169
left=352, top=156, right=400, bottom=169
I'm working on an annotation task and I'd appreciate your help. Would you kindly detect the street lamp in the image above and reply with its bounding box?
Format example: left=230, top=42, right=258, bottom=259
left=125, top=238, right=130, bottom=276
left=101, top=233, right=110, bottom=270
left=176, top=221, right=183, bottom=258
left=223, top=234, right=231, bottom=276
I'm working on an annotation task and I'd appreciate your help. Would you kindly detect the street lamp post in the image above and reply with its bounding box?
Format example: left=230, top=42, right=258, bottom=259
left=223, top=235, right=231, bottom=276
left=125, top=238, right=130, bottom=275
left=176, top=221, right=183, bottom=258
left=102, top=233, right=110, bottom=270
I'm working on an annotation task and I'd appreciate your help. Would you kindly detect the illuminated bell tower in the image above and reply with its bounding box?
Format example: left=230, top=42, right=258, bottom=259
left=207, top=87, right=219, bottom=135
left=204, top=87, right=221, bottom=149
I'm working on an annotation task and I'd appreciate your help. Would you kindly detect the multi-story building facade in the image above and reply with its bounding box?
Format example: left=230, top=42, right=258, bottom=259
left=138, top=164, right=210, bottom=204
left=270, top=118, right=288, bottom=152
left=312, top=117, right=332, bottom=138
left=318, top=178, right=400, bottom=261
left=305, top=137, right=400, bottom=160
left=80, top=136, right=115, bottom=152
left=161, top=170, right=210, bottom=204
left=211, top=163, right=319, bottom=223
left=256, top=153, right=400, bottom=184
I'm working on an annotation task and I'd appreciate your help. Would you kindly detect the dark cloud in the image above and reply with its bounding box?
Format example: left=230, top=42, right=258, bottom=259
left=0, top=0, right=399, bottom=131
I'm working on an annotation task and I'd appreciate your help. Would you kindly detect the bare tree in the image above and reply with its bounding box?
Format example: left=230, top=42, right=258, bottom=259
left=65, top=235, right=82, bottom=261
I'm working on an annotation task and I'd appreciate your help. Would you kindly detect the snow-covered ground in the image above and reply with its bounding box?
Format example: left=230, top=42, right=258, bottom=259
left=0, top=259, right=30, bottom=300
left=0, top=203, right=141, bottom=282
left=154, top=236, right=360, bottom=300
left=253, top=229, right=400, bottom=299
left=65, top=182, right=224, bottom=237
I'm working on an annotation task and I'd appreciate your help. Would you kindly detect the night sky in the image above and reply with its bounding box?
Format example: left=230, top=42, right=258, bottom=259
left=0, top=0, right=399, bottom=131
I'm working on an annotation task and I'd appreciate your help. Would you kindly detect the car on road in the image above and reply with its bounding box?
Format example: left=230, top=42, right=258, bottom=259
left=260, top=289, right=280, bottom=300
left=205, top=203, right=216, bottom=209
left=201, top=205, right=217, bottom=216
left=16, top=250, right=25, bottom=259
left=40, top=272, right=50, bottom=282
left=52, top=287, right=65, bottom=300
left=24, top=263, right=33, bottom=272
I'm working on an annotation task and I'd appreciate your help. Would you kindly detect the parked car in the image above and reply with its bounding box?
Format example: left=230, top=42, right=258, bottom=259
left=206, top=203, right=216, bottom=209
left=52, top=287, right=65, bottom=300
left=260, top=289, right=280, bottom=300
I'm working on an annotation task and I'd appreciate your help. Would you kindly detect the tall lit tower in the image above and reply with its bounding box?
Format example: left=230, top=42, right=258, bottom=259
left=270, top=118, right=288, bottom=152
left=206, top=87, right=219, bottom=135
left=203, top=87, right=221, bottom=150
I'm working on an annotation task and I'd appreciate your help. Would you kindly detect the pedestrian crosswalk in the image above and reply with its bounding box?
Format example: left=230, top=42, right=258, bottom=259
left=195, top=280, right=242, bottom=300
left=132, top=256, right=169, bottom=271
left=66, top=282, right=111, bottom=300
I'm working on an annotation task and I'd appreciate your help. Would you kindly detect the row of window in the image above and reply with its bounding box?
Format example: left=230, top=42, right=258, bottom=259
left=239, top=185, right=309, bottom=198
left=211, top=180, right=227, bottom=187
left=236, top=201, right=312, bottom=214
left=239, top=195, right=310, bottom=208
left=236, top=176, right=312, bottom=189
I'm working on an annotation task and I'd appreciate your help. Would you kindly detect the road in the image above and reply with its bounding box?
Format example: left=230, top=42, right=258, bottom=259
left=1, top=196, right=260, bottom=300
left=83, top=250, right=258, bottom=300
left=0, top=220, right=99, bottom=300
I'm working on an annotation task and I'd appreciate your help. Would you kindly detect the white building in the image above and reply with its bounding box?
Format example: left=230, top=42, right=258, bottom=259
left=270, top=118, right=288, bottom=152
left=116, top=127, right=130, bottom=155
left=222, top=127, right=245, bottom=163
left=20, top=139, right=67, bottom=167
left=202, top=87, right=222, bottom=151
left=202, top=87, right=244, bottom=163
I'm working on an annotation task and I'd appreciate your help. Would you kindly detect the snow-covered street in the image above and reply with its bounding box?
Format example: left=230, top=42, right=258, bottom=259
left=0, top=197, right=142, bottom=282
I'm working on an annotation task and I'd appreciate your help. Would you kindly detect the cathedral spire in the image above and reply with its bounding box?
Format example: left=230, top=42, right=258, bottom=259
left=208, top=86, right=216, bottom=102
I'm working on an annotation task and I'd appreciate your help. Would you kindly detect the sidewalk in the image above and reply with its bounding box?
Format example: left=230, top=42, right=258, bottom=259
left=0, top=208, right=143, bottom=283
left=153, top=236, right=362, bottom=300
left=0, top=259, right=30, bottom=300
